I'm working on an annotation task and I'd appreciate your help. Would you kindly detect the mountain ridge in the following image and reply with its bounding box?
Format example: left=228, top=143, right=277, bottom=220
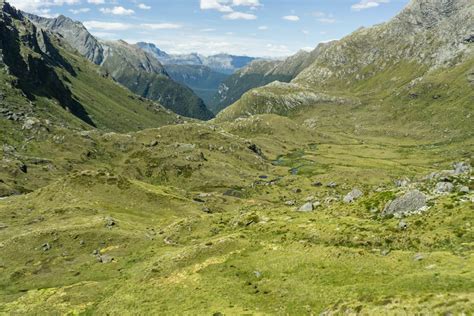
left=217, top=0, right=473, bottom=127
left=25, top=13, right=214, bottom=120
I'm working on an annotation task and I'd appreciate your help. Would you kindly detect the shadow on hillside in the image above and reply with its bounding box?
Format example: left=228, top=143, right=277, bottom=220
left=0, top=8, right=96, bottom=127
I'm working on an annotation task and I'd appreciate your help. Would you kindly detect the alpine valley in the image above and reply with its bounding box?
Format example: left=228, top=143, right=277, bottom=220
left=0, top=0, right=473, bottom=314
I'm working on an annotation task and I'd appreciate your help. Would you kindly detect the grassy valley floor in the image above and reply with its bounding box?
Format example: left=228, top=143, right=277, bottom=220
left=0, top=114, right=472, bottom=314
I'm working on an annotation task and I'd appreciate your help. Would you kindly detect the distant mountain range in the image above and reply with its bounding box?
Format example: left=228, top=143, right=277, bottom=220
left=25, top=14, right=214, bottom=120
left=136, top=42, right=257, bottom=75
left=137, top=42, right=259, bottom=108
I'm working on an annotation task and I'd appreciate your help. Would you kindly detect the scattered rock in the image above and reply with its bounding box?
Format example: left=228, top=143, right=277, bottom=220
left=42, top=243, right=51, bottom=252
left=395, top=178, right=410, bottom=187
left=254, top=271, right=262, bottom=278
left=459, top=186, right=470, bottom=194
left=292, top=188, right=302, bottom=194
left=98, top=254, right=114, bottom=264
left=202, top=207, right=212, bottom=214
left=147, top=140, right=159, bottom=147
left=18, top=163, right=27, bottom=173
left=104, top=216, right=117, bottom=229
left=22, top=117, right=40, bottom=130
left=382, top=190, right=427, bottom=218
left=343, top=188, right=363, bottom=203
left=285, top=200, right=296, bottom=206
left=248, top=144, right=263, bottom=157
left=413, top=253, right=425, bottom=261
left=297, top=202, right=314, bottom=212
left=0, top=223, right=8, bottom=230
left=312, top=181, right=323, bottom=187
left=223, top=189, right=244, bottom=198
left=326, top=182, right=337, bottom=188
left=435, top=182, right=454, bottom=194
left=398, top=220, right=408, bottom=230
left=453, top=162, right=471, bottom=175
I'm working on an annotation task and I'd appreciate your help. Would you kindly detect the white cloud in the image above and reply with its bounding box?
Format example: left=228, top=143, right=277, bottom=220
left=200, top=0, right=233, bottom=12
left=232, top=0, right=261, bottom=7
left=223, top=11, right=257, bottom=20
left=312, top=11, right=336, bottom=24
left=283, top=15, right=300, bottom=22
left=140, top=23, right=182, bottom=30
left=128, top=33, right=293, bottom=57
left=8, top=0, right=80, bottom=16
left=258, top=25, right=268, bottom=30
left=87, top=0, right=105, bottom=4
left=100, top=6, right=135, bottom=16
left=84, top=21, right=181, bottom=32
left=200, top=0, right=261, bottom=20
left=69, top=8, right=91, bottom=14
left=351, top=0, right=389, bottom=11
left=84, top=21, right=134, bottom=31
left=138, top=3, right=151, bottom=10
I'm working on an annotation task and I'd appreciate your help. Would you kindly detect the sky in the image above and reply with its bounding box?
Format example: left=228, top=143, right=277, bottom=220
left=8, top=0, right=410, bottom=57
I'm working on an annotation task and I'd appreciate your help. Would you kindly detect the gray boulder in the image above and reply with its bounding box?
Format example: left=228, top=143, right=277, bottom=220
left=395, top=178, right=410, bottom=187
left=459, top=186, right=470, bottom=194
left=382, top=190, right=427, bottom=217
left=453, top=162, right=471, bottom=175
left=98, top=254, right=114, bottom=264
left=343, top=188, right=363, bottom=203
left=297, top=202, right=314, bottom=212
left=435, top=182, right=454, bottom=194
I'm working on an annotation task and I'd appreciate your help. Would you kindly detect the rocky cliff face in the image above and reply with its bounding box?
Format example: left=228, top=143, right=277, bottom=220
left=294, top=0, right=473, bottom=88
left=24, top=14, right=214, bottom=120
left=100, top=40, right=214, bottom=120
left=24, top=13, right=104, bottom=65
left=218, top=0, right=473, bottom=121
left=0, top=1, right=180, bottom=132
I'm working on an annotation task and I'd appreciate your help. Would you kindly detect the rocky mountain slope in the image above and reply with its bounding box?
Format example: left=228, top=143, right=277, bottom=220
left=23, top=13, right=104, bottom=65
left=164, top=64, right=229, bottom=106
left=0, top=1, right=179, bottom=133
left=99, top=40, right=214, bottom=120
left=26, top=15, right=213, bottom=120
left=218, top=0, right=473, bottom=138
left=137, top=42, right=257, bottom=74
left=209, top=46, right=334, bottom=114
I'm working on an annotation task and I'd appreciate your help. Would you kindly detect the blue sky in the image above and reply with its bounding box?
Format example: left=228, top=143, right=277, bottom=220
left=9, top=0, right=409, bottom=57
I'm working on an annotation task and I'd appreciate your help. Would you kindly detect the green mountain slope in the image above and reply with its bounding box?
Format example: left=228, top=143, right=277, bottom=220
left=209, top=45, right=334, bottom=114
left=26, top=14, right=214, bottom=120
left=160, top=64, right=229, bottom=107
left=100, top=40, right=214, bottom=120
left=217, top=0, right=474, bottom=140
left=0, top=1, right=179, bottom=133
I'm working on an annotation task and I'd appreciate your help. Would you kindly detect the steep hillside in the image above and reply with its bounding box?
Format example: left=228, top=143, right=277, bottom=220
left=162, top=64, right=229, bottom=106
left=218, top=0, right=474, bottom=140
left=23, top=13, right=104, bottom=64
left=100, top=40, right=214, bottom=120
left=0, top=1, right=179, bottom=133
left=209, top=48, right=332, bottom=114
left=26, top=15, right=213, bottom=120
